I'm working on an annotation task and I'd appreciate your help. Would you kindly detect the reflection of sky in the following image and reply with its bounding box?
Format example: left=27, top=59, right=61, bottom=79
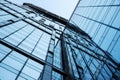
left=70, top=0, right=120, bottom=62
left=8, top=0, right=79, bottom=19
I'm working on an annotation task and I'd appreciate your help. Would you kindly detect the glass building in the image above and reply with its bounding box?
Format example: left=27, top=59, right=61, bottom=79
left=70, top=0, right=120, bottom=62
left=0, top=0, right=120, bottom=80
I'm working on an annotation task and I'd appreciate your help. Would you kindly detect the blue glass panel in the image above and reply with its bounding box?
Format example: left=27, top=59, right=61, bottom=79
left=53, top=41, right=62, bottom=69
left=0, top=10, right=8, bottom=16
left=101, top=68, right=111, bottom=79
left=0, top=21, right=27, bottom=39
left=32, top=33, right=51, bottom=60
left=98, top=74, right=104, bottom=80
left=0, top=51, right=27, bottom=80
left=2, top=51, right=27, bottom=70
left=19, top=29, right=40, bottom=53
left=94, top=25, right=106, bottom=44
left=0, top=66, right=16, bottom=80
left=104, top=7, right=118, bottom=25
left=0, top=44, right=11, bottom=60
left=4, top=3, right=26, bottom=13
left=112, top=11, right=120, bottom=28
left=101, top=28, right=116, bottom=50
left=0, top=14, right=15, bottom=22
left=52, top=71, right=63, bottom=80
left=67, top=45, right=79, bottom=78
left=21, top=59, right=43, bottom=80
left=111, top=37, right=120, bottom=62
left=5, top=25, right=34, bottom=46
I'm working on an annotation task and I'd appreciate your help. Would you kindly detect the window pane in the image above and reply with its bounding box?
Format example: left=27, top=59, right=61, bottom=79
left=0, top=67, right=16, bottom=80
left=20, top=59, right=43, bottom=80
left=52, top=71, right=63, bottom=80
left=0, top=44, right=11, bottom=60
left=32, top=33, right=51, bottom=60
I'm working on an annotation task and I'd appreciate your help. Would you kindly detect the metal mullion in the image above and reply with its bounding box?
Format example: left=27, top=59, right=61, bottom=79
left=96, top=52, right=111, bottom=79
left=109, top=33, right=120, bottom=53
left=0, top=5, right=18, bottom=18
left=0, top=39, right=45, bottom=64
left=107, top=4, right=120, bottom=25
left=28, top=32, right=44, bottom=76
left=5, top=0, right=30, bottom=12
left=71, top=48, right=84, bottom=79
left=37, top=69, right=43, bottom=80
left=2, top=24, right=28, bottom=39
left=98, top=27, right=109, bottom=45
left=74, top=13, right=120, bottom=31
left=92, top=23, right=102, bottom=40
left=0, top=50, right=12, bottom=62
left=0, top=18, right=21, bottom=28
left=68, top=41, right=80, bottom=79
left=78, top=4, right=89, bottom=29
left=84, top=0, right=98, bottom=31
left=87, top=57, right=93, bottom=66
left=0, top=3, right=27, bottom=18
left=106, top=8, right=120, bottom=51
left=15, top=58, right=29, bottom=80
left=98, top=5, right=120, bottom=46
left=80, top=43, right=105, bottom=59
left=30, top=33, right=44, bottom=54
left=17, top=28, right=36, bottom=46
left=75, top=45, right=105, bottom=64
left=98, top=64, right=107, bottom=80
left=71, top=37, right=106, bottom=60
left=92, top=38, right=119, bottom=66
left=80, top=51, right=95, bottom=80
left=48, top=30, right=55, bottom=53
left=0, top=13, right=10, bottom=16
left=87, top=0, right=108, bottom=38
left=78, top=4, right=120, bottom=8
left=105, top=62, right=116, bottom=75
left=26, top=62, right=43, bottom=72
left=0, top=32, right=66, bottom=76
left=54, top=38, right=61, bottom=48
left=92, top=0, right=110, bottom=40
left=92, top=59, right=100, bottom=78
left=103, top=66, right=111, bottom=77
left=0, top=6, right=22, bottom=27
left=95, top=62, right=105, bottom=79
left=81, top=9, right=89, bottom=30
left=92, top=59, right=99, bottom=68
left=88, top=0, right=108, bottom=35
left=23, top=19, right=52, bottom=36
left=65, top=43, right=75, bottom=78
left=41, top=30, right=54, bottom=80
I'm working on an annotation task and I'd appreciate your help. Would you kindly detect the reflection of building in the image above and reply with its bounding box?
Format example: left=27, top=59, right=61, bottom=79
left=70, top=0, right=120, bottom=62
left=0, top=0, right=120, bottom=80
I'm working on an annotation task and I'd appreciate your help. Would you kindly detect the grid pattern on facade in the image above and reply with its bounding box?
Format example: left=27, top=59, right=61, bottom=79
left=0, top=0, right=64, bottom=80
left=62, top=28, right=120, bottom=80
left=0, top=0, right=120, bottom=80
left=70, top=0, right=120, bottom=62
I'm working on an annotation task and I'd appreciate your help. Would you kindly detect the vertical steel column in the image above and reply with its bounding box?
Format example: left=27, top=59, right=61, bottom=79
left=41, top=29, right=55, bottom=80
left=61, top=33, right=75, bottom=80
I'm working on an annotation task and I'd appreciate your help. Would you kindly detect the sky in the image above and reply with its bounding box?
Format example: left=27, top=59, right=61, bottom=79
left=8, top=0, right=79, bottom=19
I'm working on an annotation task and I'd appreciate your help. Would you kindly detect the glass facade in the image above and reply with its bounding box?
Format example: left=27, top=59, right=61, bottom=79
left=63, top=27, right=120, bottom=79
left=70, top=0, right=120, bottom=62
left=0, top=0, right=120, bottom=80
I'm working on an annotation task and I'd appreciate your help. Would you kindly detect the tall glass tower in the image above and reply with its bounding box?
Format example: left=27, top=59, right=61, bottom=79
left=70, top=0, right=120, bottom=62
left=0, top=0, right=120, bottom=80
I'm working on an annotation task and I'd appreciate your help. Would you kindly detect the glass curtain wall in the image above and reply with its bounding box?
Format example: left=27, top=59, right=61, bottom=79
left=70, top=0, right=120, bottom=62
left=0, top=0, right=64, bottom=80
left=62, top=27, right=120, bottom=80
